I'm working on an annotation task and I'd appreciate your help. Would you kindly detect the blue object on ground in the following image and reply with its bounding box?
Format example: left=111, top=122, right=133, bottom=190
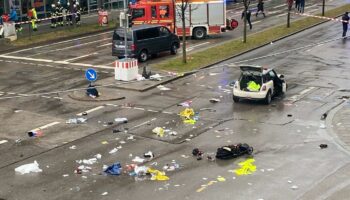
left=104, top=162, right=122, bottom=175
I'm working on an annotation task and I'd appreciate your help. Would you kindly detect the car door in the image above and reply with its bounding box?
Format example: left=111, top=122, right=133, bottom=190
left=265, top=71, right=275, bottom=94
left=158, top=26, right=172, bottom=51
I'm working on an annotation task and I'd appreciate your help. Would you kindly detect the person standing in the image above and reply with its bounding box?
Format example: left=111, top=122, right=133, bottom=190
left=9, top=7, right=22, bottom=32
left=57, top=1, right=64, bottom=26
left=256, top=0, right=266, bottom=18
left=342, top=12, right=349, bottom=38
left=73, top=2, right=82, bottom=25
left=50, top=3, right=57, bottom=28
left=65, top=2, right=73, bottom=25
left=242, top=10, right=252, bottom=30
left=29, top=6, right=38, bottom=31
left=0, top=14, right=4, bottom=38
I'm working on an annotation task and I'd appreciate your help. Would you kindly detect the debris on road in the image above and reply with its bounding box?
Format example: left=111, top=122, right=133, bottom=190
left=291, top=185, right=299, bottom=190
left=101, top=141, right=109, bottom=144
left=0, top=140, right=8, bottom=145
left=144, top=151, right=154, bottom=159
left=152, top=127, right=165, bottom=137
left=15, top=160, right=43, bottom=175
left=104, top=162, right=122, bottom=175
left=192, top=148, right=204, bottom=160
left=150, top=74, right=162, bottom=81
left=115, top=118, right=128, bottom=123
left=209, top=98, right=220, bottom=103
left=109, top=148, right=118, bottom=154
left=178, top=100, right=192, bottom=107
left=66, top=118, right=87, bottom=124
left=69, top=145, right=77, bottom=150
left=319, top=123, right=326, bottom=129
left=321, top=113, right=327, bottom=120
left=216, top=143, right=253, bottom=160
left=101, top=192, right=108, bottom=196
left=180, top=108, right=197, bottom=124
left=27, top=130, right=43, bottom=137
left=319, top=144, right=328, bottom=149
left=231, top=158, right=257, bottom=176
left=157, top=85, right=171, bottom=91
left=217, top=176, right=226, bottom=182
left=148, top=168, right=169, bottom=181
left=132, top=156, right=145, bottom=163
left=86, top=83, right=99, bottom=98
left=76, top=157, right=98, bottom=165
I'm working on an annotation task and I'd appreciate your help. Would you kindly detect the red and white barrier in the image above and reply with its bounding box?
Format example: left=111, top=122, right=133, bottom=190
left=115, top=58, right=139, bottom=81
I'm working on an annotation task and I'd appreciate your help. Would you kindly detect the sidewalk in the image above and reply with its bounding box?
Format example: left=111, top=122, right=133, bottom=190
left=330, top=98, right=350, bottom=151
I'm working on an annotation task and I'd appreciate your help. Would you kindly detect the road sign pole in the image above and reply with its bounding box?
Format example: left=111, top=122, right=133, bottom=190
left=123, top=0, right=128, bottom=59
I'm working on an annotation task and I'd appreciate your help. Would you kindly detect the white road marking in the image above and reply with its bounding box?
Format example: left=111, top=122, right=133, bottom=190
left=97, top=43, right=112, bottom=48
left=277, top=13, right=288, bottom=17
left=273, top=4, right=285, bottom=9
left=31, top=121, right=61, bottom=131
left=162, top=111, right=174, bottom=115
left=76, top=106, right=105, bottom=116
left=288, top=87, right=316, bottom=101
left=133, top=107, right=145, bottom=111
left=251, top=20, right=262, bottom=25
left=3, top=31, right=113, bottom=56
left=28, top=38, right=111, bottom=57
left=147, top=109, right=159, bottom=113
left=63, top=52, right=98, bottom=62
left=0, top=54, right=114, bottom=69
left=132, top=118, right=157, bottom=129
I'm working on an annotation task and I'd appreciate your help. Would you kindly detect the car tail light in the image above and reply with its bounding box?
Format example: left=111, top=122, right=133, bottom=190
left=131, top=44, right=136, bottom=51
left=234, top=82, right=238, bottom=89
left=261, top=85, right=266, bottom=91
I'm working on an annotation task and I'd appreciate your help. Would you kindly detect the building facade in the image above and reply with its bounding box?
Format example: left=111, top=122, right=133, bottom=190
left=0, top=0, right=123, bottom=20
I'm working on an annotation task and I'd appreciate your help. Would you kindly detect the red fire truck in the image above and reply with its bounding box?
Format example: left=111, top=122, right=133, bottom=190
left=129, top=0, right=238, bottom=39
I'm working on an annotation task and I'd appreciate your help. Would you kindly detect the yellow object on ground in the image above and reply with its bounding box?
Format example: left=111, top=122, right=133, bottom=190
left=233, top=158, right=257, bottom=176
left=148, top=168, right=169, bottom=181
left=247, top=81, right=261, bottom=92
left=152, top=127, right=165, bottom=137
left=217, top=176, right=226, bottom=182
left=179, top=108, right=194, bottom=119
left=183, top=119, right=196, bottom=124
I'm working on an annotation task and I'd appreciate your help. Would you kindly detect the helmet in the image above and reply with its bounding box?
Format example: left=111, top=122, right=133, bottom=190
left=51, top=4, right=55, bottom=7
left=75, top=2, right=79, bottom=5
left=67, top=2, right=70, bottom=6
left=73, top=4, right=76, bottom=8
left=57, top=1, right=61, bottom=5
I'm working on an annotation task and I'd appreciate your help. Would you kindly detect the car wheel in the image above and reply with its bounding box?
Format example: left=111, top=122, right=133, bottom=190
left=138, top=50, right=148, bottom=62
left=233, top=95, right=240, bottom=103
left=193, top=28, right=206, bottom=40
left=170, top=43, right=178, bottom=55
left=264, top=91, right=272, bottom=105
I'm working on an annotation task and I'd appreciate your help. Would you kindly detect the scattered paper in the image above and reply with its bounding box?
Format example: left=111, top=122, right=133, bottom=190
left=0, top=140, right=8, bottom=145
left=157, top=85, right=171, bottom=91
left=15, top=160, right=43, bottom=175
left=132, top=156, right=145, bottom=163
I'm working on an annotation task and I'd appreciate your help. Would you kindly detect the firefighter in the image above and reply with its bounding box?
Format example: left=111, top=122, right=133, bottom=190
left=57, top=1, right=64, bottom=26
left=50, top=3, right=57, bottom=28
left=73, top=2, right=81, bottom=25
left=65, top=2, right=73, bottom=25
left=28, top=6, right=38, bottom=31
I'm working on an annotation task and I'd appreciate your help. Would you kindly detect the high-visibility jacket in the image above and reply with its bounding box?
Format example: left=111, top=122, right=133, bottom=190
left=31, top=8, right=37, bottom=19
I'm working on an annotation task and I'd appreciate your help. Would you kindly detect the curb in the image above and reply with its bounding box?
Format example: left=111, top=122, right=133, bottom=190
left=0, top=26, right=116, bottom=54
left=325, top=100, right=350, bottom=156
left=138, top=13, right=345, bottom=92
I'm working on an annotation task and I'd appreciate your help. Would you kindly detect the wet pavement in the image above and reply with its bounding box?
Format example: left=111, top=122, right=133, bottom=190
left=1, top=1, right=350, bottom=200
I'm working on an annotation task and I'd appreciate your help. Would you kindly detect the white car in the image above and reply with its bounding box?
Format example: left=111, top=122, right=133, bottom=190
left=232, top=65, right=287, bottom=104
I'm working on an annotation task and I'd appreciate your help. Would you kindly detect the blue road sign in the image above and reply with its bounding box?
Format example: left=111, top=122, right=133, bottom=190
left=85, top=68, right=97, bottom=82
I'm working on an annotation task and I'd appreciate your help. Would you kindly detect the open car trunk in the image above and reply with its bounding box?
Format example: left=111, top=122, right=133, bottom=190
left=239, top=72, right=263, bottom=92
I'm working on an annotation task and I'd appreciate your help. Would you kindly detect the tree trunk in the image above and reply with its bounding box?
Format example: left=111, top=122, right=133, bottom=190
left=243, top=9, right=247, bottom=43
left=287, top=6, right=291, bottom=28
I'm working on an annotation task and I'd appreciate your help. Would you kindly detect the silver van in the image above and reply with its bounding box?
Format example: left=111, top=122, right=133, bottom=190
left=112, top=24, right=180, bottom=62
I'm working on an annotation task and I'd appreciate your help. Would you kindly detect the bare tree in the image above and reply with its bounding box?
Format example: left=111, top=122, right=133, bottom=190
left=287, top=0, right=293, bottom=28
left=243, top=0, right=250, bottom=43
left=175, top=0, right=189, bottom=64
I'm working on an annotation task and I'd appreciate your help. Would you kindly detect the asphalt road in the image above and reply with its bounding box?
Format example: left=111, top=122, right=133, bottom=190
left=1, top=1, right=350, bottom=200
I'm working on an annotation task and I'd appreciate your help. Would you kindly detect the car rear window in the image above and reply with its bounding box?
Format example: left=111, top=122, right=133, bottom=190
left=113, top=30, right=132, bottom=41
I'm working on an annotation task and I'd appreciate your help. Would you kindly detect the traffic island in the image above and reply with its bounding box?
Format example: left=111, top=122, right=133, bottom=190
left=67, top=87, right=125, bottom=102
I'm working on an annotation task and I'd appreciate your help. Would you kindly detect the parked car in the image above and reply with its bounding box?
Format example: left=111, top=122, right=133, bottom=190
left=232, top=65, right=287, bottom=104
left=112, top=24, right=180, bottom=62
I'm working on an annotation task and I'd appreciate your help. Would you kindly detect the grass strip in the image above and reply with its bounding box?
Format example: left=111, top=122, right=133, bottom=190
left=154, top=4, right=350, bottom=73
left=12, top=21, right=117, bottom=47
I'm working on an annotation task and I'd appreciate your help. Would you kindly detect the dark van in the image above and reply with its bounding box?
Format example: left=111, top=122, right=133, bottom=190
left=112, top=24, right=180, bottom=62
